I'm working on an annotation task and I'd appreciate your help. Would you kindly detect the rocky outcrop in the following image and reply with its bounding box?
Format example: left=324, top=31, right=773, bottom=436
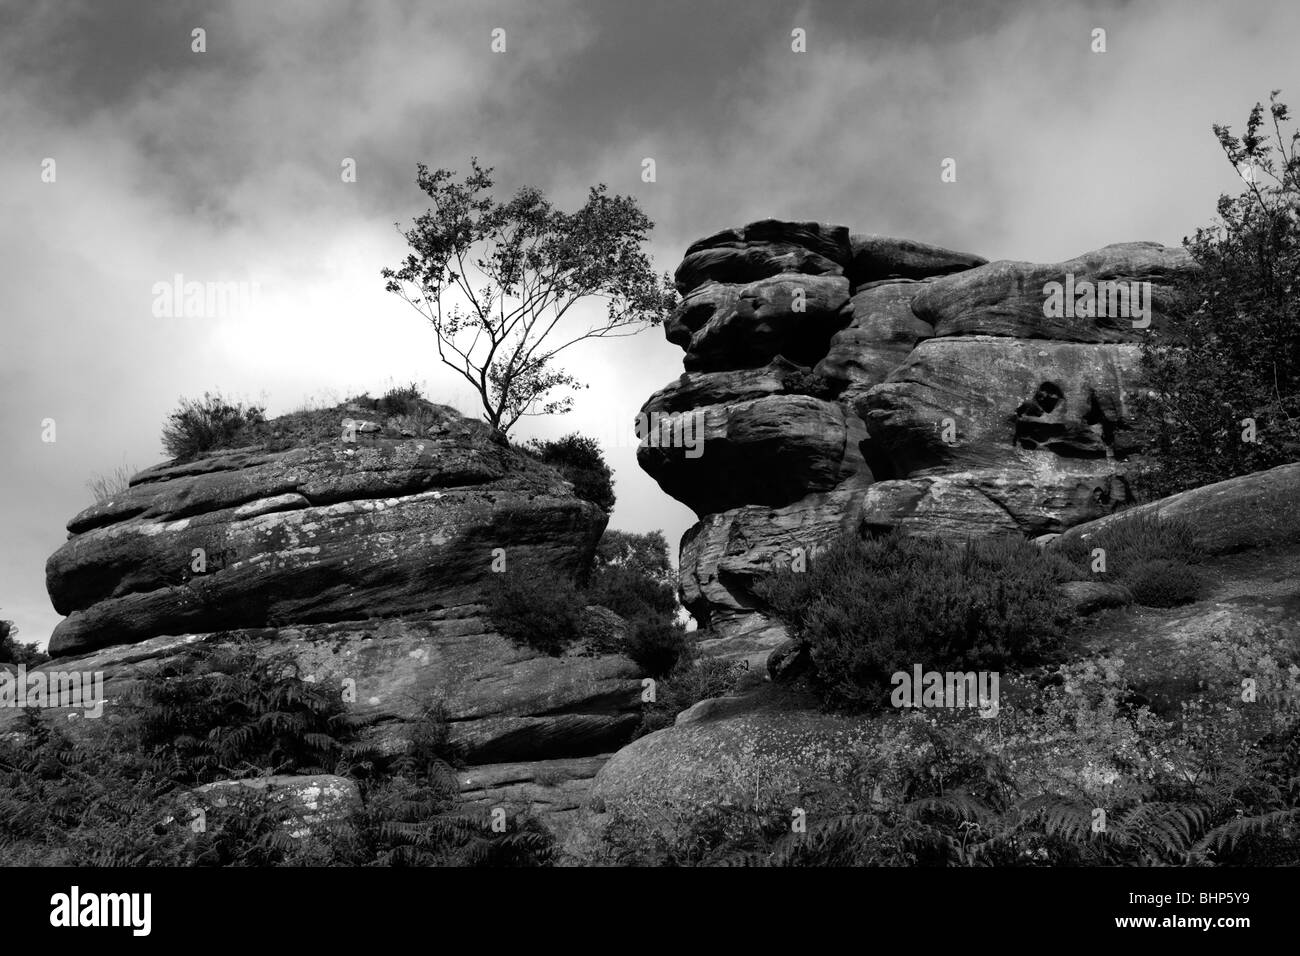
left=47, top=406, right=605, bottom=657
left=22, top=400, right=644, bottom=832
left=1051, top=461, right=1300, bottom=557
left=639, top=219, right=1196, bottom=657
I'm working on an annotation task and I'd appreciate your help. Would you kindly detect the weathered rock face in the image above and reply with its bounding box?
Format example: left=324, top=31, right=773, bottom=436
left=47, top=408, right=605, bottom=657
left=26, top=400, right=643, bottom=830
left=639, top=219, right=1195, bottom=658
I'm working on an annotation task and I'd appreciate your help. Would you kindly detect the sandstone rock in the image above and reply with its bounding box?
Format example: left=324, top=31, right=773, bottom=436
left=847, top=234, right=987, bottom=286
left=47, top=430, right=606, bottom=656
left=911, top=242, right=1194, bottom=342
left=0, top=612, right=645, bottom=764
left=590, top=703, right=873, bottom=835
left=815, top=281, right=933, bottom=391
left=766, top=638, right=811, bottom=682
left=1058, top=580, right=1133, bottom=616
left=1051, top=462, right=1300, bottom=558
left=457, top=755, right=610, bottom=843
left=665, top=273, right=851, bottom=371
left=638, top=392, right=866, bottom=517
left=187, top=774, right=361, bottom=839
left=677, top=487, right=870, bottom=638
left=643, top=223, right=1191, bottom=654
left=673, top=219, right=851, bottom=296
left=685, top=220, right=852, bottom=263
left=858, top=336, right=1146, bottom=475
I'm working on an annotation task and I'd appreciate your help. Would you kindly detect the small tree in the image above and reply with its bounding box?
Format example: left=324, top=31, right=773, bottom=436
left=1138, top=91, right=1300, bottom=497
left=382, top=159, right=676, bottom=434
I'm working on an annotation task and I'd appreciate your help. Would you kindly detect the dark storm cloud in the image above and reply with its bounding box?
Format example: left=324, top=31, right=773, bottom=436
left=2, top=0, right=1296, bottom=647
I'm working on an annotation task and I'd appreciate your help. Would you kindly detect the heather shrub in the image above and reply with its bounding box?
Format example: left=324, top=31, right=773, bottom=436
left=1052, top=513, right=1205, bottom=606
left=1124, top=558, right=1206, bottom=608
left=757, top=531, right=1067, bottom=711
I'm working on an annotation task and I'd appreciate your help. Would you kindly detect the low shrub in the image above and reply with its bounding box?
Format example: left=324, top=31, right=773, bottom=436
left=1053, top=513, right=1206, bottom=606
left=757, top=531, right=1067, bottom=711
left=1125, top=558, right=1206, bottom=608
left=623, top=618, right=692, bottom=679
left=634, top=654, right=747, bottom=737
left=523, top=433, right=616, bottom=512
left=161, top=391, right=266, bottom=460
left=486, top=563, right=585, bottom=655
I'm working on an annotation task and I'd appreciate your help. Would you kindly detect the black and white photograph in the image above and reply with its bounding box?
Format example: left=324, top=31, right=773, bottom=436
left=1, top=0, right=1297, bottom=937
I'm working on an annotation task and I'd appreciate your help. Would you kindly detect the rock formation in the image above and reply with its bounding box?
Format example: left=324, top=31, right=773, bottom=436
left=20, top=401, right=646, bottom=837
left=638, top=219, right=1197, bottom=663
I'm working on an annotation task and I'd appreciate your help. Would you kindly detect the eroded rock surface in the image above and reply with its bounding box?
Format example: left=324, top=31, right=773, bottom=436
left=639, top=219, right=1195, bottom=653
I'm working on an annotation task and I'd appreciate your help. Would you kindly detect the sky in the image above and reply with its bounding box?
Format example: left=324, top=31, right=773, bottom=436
left=1, top=0, right=1296, bottom=649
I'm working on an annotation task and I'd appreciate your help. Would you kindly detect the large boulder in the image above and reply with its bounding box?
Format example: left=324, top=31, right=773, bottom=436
left=910, top=242, right=1194, bottom=342
left=30, top=399, right=645, bottom=836
left=674, top=220, right=852, bottom=295
left=1051, top=462, right=1300, bottom=557
left=847, top=234, right=987, bottom=286
left=644, top=224, right=1189, bottom=650
left=46, top=412, right=606, bottom=656
left=665, top=274, right=851, bottom=372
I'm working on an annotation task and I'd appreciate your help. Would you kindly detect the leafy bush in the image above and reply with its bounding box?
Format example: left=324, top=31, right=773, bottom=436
left=523, top=433, right=616, bottom=512
left=161, top=391, right=266, bottom=460
left=1136, top=92, right=1300, bottom=498
left=757, top=532, right=1066, bottom=711
left=623, top=618, right=691, bottom=679
left=0, top=615, right=47, bottom=665
left=486, top=562, right=586, bottom=655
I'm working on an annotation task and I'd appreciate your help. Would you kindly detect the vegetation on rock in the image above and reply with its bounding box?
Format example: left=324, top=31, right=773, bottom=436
left=1138, top=92, right=1300, bottom=498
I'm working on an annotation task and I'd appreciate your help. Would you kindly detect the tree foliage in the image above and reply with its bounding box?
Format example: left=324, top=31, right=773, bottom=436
left=382, top=158, right=677, bottom=433
left=1138, top=91, right=1300, bottom=497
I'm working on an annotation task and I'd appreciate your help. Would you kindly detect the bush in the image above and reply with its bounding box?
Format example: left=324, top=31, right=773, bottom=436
left=1125, top=559, right=1206, bottom=608
left=634, top=654, right=747, bottom=737
left=377, top=382, right=425, bottom=417
left=624, top=618, right=692, bottom=679
left=0, top=616, right=47, bottom=665
left=523, top=434, right=616, bottom=512
left=161, top=391, right=266, bottom=460
left=1053, top=512, right=1205, bottom=605
left=486, top=563, right=585, bottom=655
left=586, top=563, right=678, bottom=622
left=1136, top=93, right=1300, bottom=498
left=757, top=532, right=1066, bottom=711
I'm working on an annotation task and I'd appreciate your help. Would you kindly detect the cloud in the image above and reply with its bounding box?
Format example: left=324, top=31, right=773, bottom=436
left=1, top=0, right=1296, bottom=646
